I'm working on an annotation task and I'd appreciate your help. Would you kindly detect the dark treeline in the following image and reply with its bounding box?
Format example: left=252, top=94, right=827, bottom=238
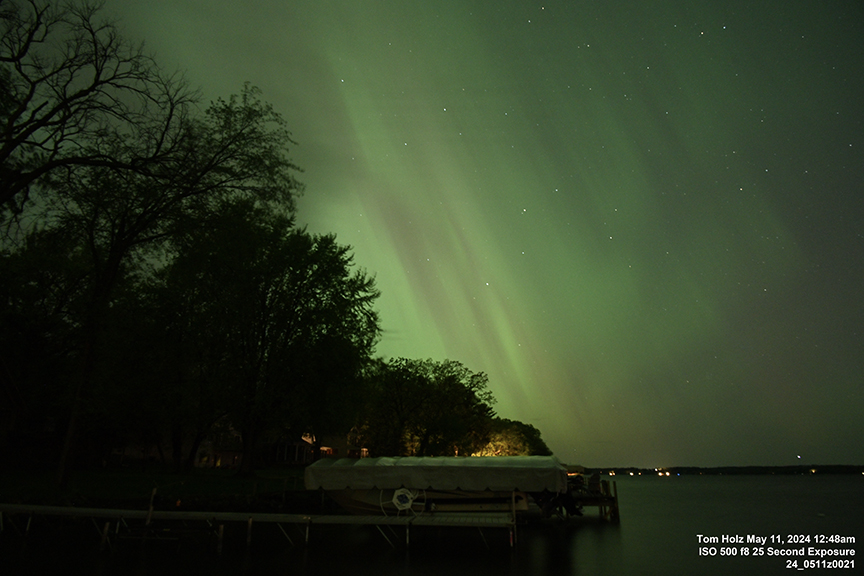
left=0, top=0, right=550, bottom=481
left=353, top=358, right=551, bottom=458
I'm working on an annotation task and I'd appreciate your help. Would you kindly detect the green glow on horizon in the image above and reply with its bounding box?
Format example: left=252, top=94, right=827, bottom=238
left=111, top=0, right=863, bottom=467
left=312, top=8, right=811, bottom=462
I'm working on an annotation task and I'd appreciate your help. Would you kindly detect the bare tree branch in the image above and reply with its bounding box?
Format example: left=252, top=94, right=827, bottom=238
left=1, top=0, right=195, bottom=211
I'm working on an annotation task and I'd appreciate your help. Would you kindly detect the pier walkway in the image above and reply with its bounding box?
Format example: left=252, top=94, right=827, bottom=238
left=0, top=502, right=518, bottom=549
left=0, top=482, right=617, bottom=551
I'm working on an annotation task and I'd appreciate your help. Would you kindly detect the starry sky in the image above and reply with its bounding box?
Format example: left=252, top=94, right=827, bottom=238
left=109, top=1, right=863, bottom=467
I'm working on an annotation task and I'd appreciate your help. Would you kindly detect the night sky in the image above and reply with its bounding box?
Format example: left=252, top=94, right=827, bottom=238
left=109, top=1, right=863, bottom=467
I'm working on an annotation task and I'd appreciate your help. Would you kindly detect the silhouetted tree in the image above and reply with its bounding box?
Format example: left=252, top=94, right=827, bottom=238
left=85, top=267, right=233, bottom=471
left=357, top=358, right=495, bottom=457
left=1, top=0, right=194, bottom=212
left=1, top=1, right=383, bottom=480
left=25, top=83, right=304, bottom=484
left=155, top=199, right=380, bottom=474
left=0, top=226, right=88, bottom=466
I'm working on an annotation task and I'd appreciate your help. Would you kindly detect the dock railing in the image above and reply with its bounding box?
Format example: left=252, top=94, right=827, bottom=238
left=1, top=480, right=619, bottom=551
left=0, top=502, right=520, bottom=550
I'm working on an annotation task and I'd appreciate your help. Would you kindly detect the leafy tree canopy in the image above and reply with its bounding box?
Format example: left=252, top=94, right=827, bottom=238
left=473, top=417, right=553, bottom=457
left=356, top=357, right=496, bottom=457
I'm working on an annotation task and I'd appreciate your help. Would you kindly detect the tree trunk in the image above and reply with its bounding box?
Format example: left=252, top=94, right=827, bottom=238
left=56, top=251, right=125, bottom=487
left=238, top=427, right=259, bottom=476
left=171, top=424, right=185, bottom=473
left=184, top=431, right=206, bottom=471
left=154, top=434, right=167, bottom=464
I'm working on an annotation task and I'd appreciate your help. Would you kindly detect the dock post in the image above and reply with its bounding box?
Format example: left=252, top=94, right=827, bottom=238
left=216, top=524, right=224, bottom=556
left=25, top=514, right=32, bottom=536
left=599, top=480, right=608, bottom=519
left=246, top=517, right=253, bottom=550
left=146, top=487, right=157, bottom=526
left=506, top=492, right=517, bottom=547
left=100, top=521, right=111, bottom=550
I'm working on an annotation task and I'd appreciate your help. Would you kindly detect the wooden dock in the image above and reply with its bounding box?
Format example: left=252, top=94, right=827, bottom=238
left=0, top=503, right=520, bottom=550
left=575, top=479, right=620, bottom=523
left=0, top=481, right=617, bottom=551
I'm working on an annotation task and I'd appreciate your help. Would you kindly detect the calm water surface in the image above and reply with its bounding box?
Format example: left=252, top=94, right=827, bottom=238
left=4, top=475, right=862, bottom=575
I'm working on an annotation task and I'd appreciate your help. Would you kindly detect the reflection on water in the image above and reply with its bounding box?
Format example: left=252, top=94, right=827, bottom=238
left=3, top=475, right=862, bottom=575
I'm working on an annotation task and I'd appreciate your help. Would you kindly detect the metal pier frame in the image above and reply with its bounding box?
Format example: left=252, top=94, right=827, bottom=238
left=0, top=503, right=518, bottom=550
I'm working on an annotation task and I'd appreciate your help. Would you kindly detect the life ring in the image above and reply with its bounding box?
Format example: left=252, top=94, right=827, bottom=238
left=392, top=488, right=415, bottom=510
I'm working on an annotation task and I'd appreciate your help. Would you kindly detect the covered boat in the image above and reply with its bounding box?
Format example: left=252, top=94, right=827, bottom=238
left=304, top=456, right=572, bottom=516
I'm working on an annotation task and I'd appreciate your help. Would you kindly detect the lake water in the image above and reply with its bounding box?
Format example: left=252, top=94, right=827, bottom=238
left=3, top=474, right=862, bottom=575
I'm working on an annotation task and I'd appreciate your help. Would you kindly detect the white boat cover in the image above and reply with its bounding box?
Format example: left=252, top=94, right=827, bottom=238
left=304, top=456, right=568, bottom=492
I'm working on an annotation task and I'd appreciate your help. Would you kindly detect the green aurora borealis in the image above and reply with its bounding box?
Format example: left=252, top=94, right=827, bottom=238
left=111, top=1, right=863, bottom=467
